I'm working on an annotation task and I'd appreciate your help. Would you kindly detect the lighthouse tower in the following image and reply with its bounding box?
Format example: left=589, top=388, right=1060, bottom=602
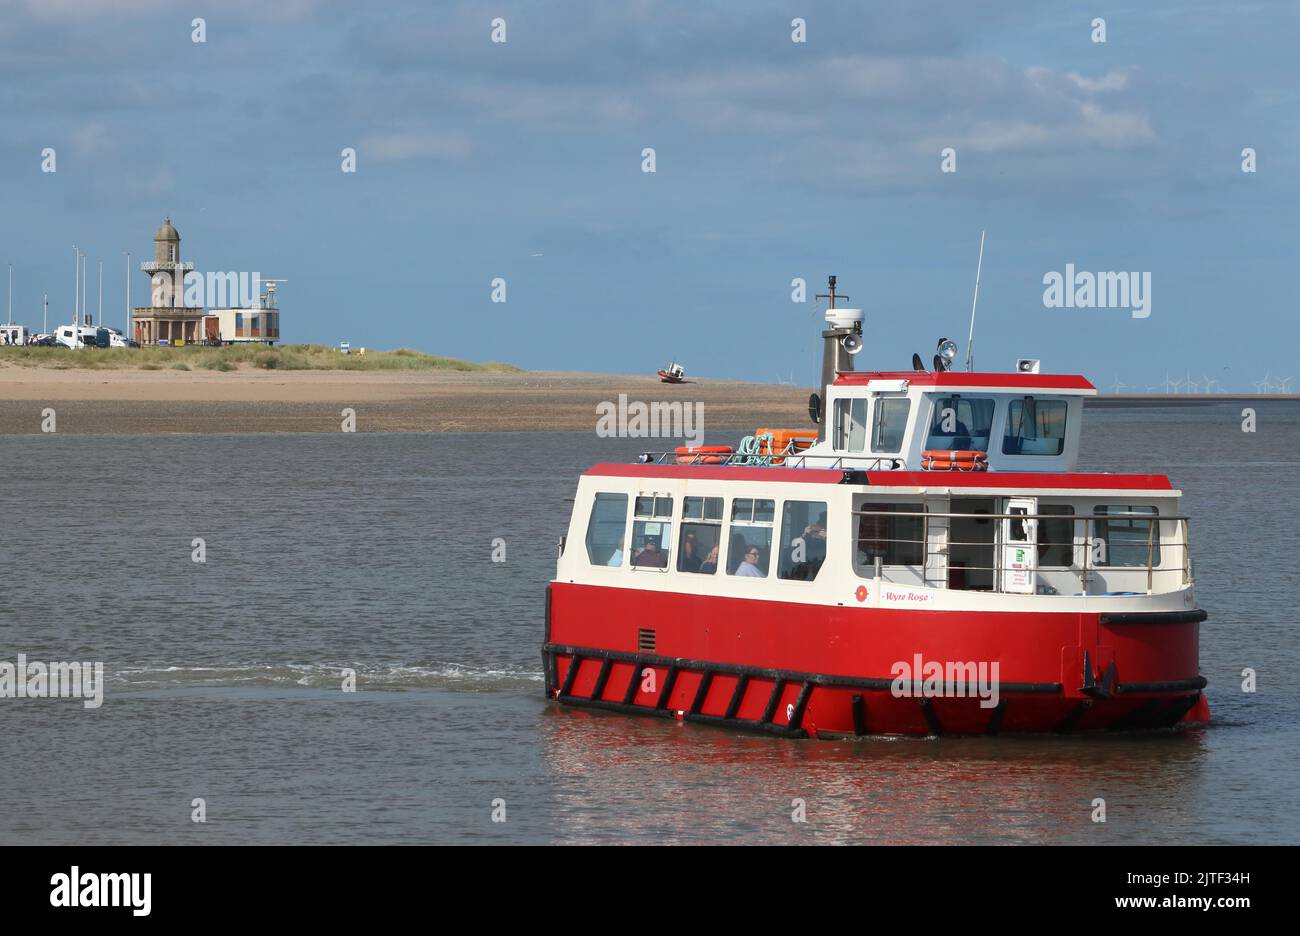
left=132, top=216, right=203, bottom=346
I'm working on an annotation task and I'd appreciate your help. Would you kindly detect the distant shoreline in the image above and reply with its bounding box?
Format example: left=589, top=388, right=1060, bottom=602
left=0, top=367, right=813, bottom=434
left=0, top=363, right=1293, bottom=434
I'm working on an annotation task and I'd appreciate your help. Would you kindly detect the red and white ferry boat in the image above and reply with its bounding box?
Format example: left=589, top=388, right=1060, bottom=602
left=544, top=278, right=1209, bottom=737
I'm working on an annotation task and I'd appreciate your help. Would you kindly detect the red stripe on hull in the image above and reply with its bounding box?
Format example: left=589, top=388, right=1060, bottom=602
left=546, top=583, right=1208, bottom=737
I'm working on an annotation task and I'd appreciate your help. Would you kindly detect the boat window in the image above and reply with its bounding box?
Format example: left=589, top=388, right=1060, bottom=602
left=1002, top=398, right=1067, bottom=456
left=679, top=496, right=723, bottom=574
left=834, top=398, right=867, bottom=452
left=855, top=503, right=924, bottom=570
left=925, top=396, right=995, bottom=452
left=871, top=398, right=911, bottom=453
left=1038, top=505, right=1075, bottom=567
left=629, top=495, right=674, bottom=569
left=778, top=500, right=828, bottom=581
left=1093, top=505, right=1160, bottom=567
left=634, top=495, right=673, bottom=519
left=585, top=493, right=629, bottom=567
left=727, top=498, right=775, bottom=577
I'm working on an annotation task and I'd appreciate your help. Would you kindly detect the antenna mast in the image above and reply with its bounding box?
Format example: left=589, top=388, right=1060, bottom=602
left=816, top=274, right=846, bottom=310
left=965, top=230, right=985, bottom=372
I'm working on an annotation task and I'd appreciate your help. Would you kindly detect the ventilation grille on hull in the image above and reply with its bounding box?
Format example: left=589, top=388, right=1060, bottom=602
left=637, top=628, right=656, bottom=653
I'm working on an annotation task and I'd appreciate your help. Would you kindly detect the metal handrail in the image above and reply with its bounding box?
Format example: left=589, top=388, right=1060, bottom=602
left=850, top=510, right=1189, bottom=521
left=639, top=450, right=905, bottom=470
left=851, top=509, right=1193, bottom=592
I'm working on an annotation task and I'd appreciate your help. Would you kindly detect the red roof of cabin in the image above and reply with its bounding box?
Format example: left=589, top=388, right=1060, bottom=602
left=832, top=371, right=1096, bottom=391
left=586, top=463, right=1171, bottom=490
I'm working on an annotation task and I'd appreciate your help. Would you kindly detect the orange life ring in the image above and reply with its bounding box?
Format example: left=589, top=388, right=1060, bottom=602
left=921, top=449, right=988, bottom=471
left=675, top=445, right=734, bottom=465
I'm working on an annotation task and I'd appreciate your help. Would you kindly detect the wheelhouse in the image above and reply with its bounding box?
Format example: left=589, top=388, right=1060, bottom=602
left=817, top=371, right=1097, bottom=472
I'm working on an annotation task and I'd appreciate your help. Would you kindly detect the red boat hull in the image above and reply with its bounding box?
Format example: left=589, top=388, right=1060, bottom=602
left=544, top=583, right=1209, bottom=737
left=657, top=370, right=685, bottom=383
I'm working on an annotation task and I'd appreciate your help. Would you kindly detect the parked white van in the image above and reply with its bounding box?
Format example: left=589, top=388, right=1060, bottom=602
left=0, top=325, right=29, bottom=346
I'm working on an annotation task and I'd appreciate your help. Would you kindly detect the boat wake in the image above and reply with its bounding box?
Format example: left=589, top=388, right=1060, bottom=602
left=108, top=661, right=544, bottom=692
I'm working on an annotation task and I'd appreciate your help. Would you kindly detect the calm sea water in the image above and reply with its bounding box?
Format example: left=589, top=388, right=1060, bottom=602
left=1, top=403, right=1297, bottom=844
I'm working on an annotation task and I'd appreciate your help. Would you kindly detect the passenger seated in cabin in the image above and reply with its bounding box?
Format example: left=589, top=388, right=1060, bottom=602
left=678, top=533, right=702, bottom=573
left=726, top=533, right=748, bottom=574
left=698, top=545, right=719, bottom=574
left=735, top=545, right=765, bottom=577
left=607, top=546, right=623, bottom=566
left=796, top=521, right=827, bottom=562
left=785, top=519, right=827, bottom=580
left=632, top=537, right=668, bottom=568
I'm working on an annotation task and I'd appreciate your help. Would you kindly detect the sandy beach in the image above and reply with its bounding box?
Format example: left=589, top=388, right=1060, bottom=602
left=0, top=364, right=813, bottom=434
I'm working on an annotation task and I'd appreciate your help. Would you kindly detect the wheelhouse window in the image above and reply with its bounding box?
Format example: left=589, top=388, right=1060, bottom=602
left=727, top=498, right=774, bottom=577
left=679, top=495, right=723, bottom=574
left=855, top=502, right=924, bottom=570
left=1003, top=398, right=1067, bottom=456
left=778, top=500, right=828, bottom=581
left=1038, top=505, right=1076, bottom=567
left=585, top=492, right=628, bottom=566
left=834, top=398, right=867, bottom=452
left=871, top=397, right=911, bottom=453
left=631, top=495, right=673, bottom=569
left=1094, top=505, right=1160, bottom=567
left=925, top=396, right=995, bottom=452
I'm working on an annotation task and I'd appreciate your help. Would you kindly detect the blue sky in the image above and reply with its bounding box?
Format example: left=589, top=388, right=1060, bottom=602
left=1, top=0, right=1297, bottom=389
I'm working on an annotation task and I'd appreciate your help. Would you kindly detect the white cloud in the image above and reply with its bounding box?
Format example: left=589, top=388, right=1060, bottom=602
left=361, top=131, right=473, bottom=163
left=72, top=121, right=112, bottom=158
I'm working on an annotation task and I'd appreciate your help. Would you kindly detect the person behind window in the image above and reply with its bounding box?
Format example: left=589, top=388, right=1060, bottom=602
left=795, top=520, right=827, bottom=564
left=607, top=546, right=623, bottom=567
left=735, top=545, right=764, bottom=577
left=699, top=545, right=719, bottom=574
left=678, top=532, right=702, bottom=572
left=931, top=411, right=971, bottom=445
left=632, top=537, right=667, bottom=568
left=727, top=533, right=748, bottom=574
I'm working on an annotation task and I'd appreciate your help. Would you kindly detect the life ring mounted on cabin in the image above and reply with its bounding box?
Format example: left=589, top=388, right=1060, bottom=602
left=675, top=445, right=734, bottom=465
left=921, top=449, right=989, bottom=471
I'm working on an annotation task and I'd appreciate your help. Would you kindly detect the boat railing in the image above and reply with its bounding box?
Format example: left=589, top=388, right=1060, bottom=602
left=637, top=450, right=905, bottom=471
left=850, top=509, right=1193, bottom=594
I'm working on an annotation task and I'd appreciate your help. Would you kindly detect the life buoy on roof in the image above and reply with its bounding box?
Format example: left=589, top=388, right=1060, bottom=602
left=675, top=445, right=733, bottom=465
left=921, top=449, right=989, bottom=471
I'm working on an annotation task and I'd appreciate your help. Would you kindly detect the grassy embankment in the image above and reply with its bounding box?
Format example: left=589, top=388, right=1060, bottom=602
left=0, top=344, right=520, bottom=373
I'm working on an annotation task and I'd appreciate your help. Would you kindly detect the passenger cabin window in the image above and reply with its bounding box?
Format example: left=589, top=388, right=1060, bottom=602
left=871, top=398, right=911, bottom=453
left=778, top=500, right=828, bottom=581
left=926, top=396, right=995, bottom=452
left=855, top=503, right=924, bottom=570
left=728, top=498, right=774, bottom=577
left=679, top=495, right=723, bottom=574
left=586, top=492, right=628, bottom=567
left=631, top=495, right=673, bottom=569
left=834, top=398, right=867, bottom=452
left=1003, top=398, right=1067, bottom=456
left=1038, top=505, right=1076, bottom=567
left=1094, top=505, right=1160, bottom=567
